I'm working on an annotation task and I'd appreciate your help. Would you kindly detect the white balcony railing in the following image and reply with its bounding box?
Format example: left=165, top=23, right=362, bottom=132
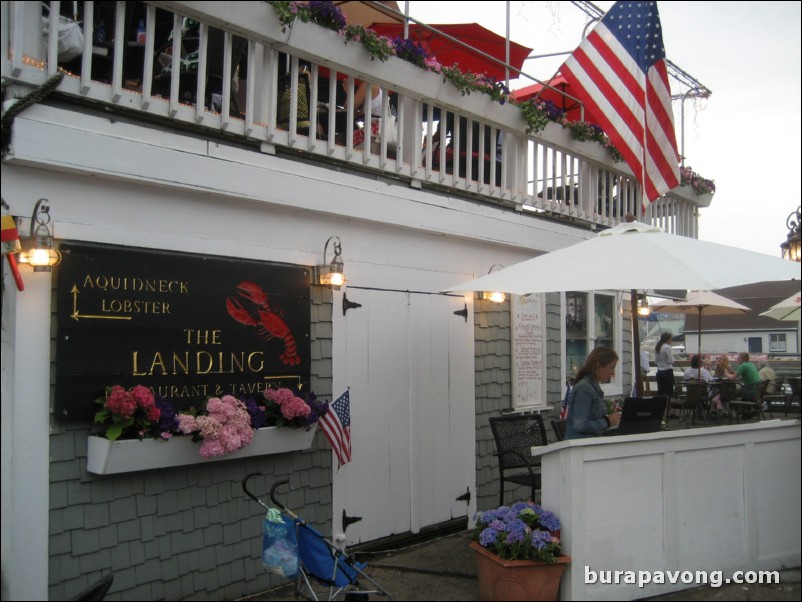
left=3, top=1, right=708, bottom=236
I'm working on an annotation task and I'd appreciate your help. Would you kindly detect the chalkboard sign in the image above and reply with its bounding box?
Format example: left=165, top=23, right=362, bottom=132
left=55, top=242, right=310, bottom=422
left=511, top=293, right=546, bottom=409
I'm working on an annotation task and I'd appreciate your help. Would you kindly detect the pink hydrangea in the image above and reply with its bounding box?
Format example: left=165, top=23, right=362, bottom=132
left=105, top=385, right=136, bottom=418
left=176, top=413, right=199, bottom=435
left=130, top=384, right=160, bottom=421
left=179, top=396, right=254, bottom=458
left=281, top=396, right=312, bottom=421
left=264, top=388, right=296, bottom=406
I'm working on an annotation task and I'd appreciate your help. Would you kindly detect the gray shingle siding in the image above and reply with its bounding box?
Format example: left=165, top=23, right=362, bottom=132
left=49, top=292, right=334, bottom=600
left=473, top=294, right=565, bottom=512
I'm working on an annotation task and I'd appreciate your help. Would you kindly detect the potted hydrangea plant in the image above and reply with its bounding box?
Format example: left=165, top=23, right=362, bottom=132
left=470, top=501, right=570, bottom=601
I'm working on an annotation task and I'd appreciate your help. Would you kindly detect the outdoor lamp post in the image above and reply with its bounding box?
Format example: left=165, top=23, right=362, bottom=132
left=780, top=206, right=801, bottom=262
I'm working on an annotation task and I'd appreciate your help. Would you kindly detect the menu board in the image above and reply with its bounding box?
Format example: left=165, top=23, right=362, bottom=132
left=511, top=293, right=546, bottom=409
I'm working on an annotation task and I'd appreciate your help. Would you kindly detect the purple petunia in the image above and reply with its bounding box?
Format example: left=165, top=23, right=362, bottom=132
left=154, top=394, right=178, bottom=434
left=242, top=396, right=267, bottom=429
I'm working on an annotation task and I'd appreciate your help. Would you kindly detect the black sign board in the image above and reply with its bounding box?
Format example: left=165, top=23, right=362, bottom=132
left=55, top=242, right=310, bottom=422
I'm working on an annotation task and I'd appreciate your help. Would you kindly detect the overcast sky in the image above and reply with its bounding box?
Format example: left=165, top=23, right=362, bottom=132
left=404, top=1, right=802, bottom=258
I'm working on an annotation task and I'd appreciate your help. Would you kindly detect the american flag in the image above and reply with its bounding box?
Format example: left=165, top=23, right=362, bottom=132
left=559, top=382, right=572, bottom=420
left=561, top=1, right=680, bottom=207
left=320, top=389, right=351, bottom=468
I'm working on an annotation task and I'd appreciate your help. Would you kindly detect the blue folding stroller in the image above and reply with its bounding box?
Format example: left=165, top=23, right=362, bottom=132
left=243, top=473, right=393, bottom=601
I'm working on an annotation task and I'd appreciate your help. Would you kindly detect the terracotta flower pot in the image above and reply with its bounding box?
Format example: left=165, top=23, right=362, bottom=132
left=470, top=541, right=571, bottom=601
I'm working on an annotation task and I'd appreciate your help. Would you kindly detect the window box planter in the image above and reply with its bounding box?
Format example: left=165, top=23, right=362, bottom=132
left=86, top=426, right=316, bottom=475
left=672, top=184, right=714, bottom=207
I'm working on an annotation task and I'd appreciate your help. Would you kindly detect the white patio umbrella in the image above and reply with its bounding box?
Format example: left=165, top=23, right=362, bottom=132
left=759, top=292, right=801, bottom=321
left=651, top=291, right=750, bottom=381
left=443, top=221, right=800, bottom=394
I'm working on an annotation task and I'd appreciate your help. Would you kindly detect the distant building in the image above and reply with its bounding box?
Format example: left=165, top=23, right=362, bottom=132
left=680, top=281, right=801, bottom=357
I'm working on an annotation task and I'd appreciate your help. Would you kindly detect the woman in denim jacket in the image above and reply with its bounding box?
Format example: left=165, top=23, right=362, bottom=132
left=565, top=347, right=620, bottom=439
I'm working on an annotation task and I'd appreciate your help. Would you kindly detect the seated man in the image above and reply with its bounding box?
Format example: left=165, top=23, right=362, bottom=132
left=734, top=352, right=761, bottom=401
left=758, top=362, right=780, bottom=394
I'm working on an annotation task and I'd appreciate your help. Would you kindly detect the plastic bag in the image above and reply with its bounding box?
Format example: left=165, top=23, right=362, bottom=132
left=262, top=509, right=298, bottom=578
left=42, top=13, right=84, bottom=62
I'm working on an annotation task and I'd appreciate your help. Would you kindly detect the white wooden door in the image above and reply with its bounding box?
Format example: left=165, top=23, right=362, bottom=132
left=331, top=289, right=475, bottom=544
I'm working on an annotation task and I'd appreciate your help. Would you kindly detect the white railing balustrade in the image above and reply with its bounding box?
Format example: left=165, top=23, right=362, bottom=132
left=5, top=1, right=705, bottom=236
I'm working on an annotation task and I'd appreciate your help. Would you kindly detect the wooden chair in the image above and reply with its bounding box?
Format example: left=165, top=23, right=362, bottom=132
left=489, top=414, right=547, bottom=506
left=551, top=419, right=567, bottom=442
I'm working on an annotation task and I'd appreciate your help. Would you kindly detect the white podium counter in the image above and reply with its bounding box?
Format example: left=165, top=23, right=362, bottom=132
left=532, top=420, right=801, bottom=600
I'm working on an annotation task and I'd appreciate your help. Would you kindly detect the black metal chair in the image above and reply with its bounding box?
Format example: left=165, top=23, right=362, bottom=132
left=551, top=419, right=567, bottom=442
left=681, top=382, right=710, bottom=426
left=763, top=378, right=788, bottom=416
left=788, top=377, right=802, bottom=415
left=730, top=380, right=769, bottom=423
left=488, top=414, right=547, bottom=506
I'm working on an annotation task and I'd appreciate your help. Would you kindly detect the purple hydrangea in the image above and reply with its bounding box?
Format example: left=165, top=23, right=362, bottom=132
left=473, top=500, right=562, bottom=562
left=479, top=527, right=500, bottom=547
left=531, top=529, right=553, bottom=550
left=504, top=519, right=528, bottom=544
left=537, top=509, right=561, bottom=532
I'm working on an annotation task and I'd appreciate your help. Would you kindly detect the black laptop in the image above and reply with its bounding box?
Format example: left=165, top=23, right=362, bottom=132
left=608, top=396, right=667, bottom=436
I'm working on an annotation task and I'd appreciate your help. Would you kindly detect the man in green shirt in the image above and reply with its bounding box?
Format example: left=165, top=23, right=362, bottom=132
left=734, top=352, right=761, bottom=400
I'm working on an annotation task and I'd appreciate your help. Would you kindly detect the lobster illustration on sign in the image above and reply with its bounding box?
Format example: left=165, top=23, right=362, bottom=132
left=226, top=281, right=301, bottom=366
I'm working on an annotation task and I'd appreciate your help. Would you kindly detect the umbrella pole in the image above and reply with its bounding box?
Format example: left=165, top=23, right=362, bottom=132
left=631, top=289, right=642, bottom=397
left=698, top=309, right=703, bottom=383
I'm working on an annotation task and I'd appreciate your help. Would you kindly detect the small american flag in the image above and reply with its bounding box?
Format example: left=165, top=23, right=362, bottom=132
left=559, top=382, right=572, bottom=420
left=561, top=1, right=680, bottom=207
left=320, top=389, right=351, bottom=468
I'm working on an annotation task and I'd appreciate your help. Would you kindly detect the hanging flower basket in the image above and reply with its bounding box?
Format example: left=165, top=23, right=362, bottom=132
left=86, top=425, right=316, bottom=475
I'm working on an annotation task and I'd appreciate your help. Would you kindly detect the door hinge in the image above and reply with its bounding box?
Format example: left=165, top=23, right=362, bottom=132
left=342, top=508, right=362, bottom=531
left=456, top=487, right=471, bottom=503
left=343, top=293, right=363, bottom=316
left=453, top=302, right=468, bottom=322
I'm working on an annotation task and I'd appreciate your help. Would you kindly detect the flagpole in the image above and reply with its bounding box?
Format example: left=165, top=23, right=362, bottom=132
left=505, top=1, right=510, bottom=88
left=632, top=289, right=642, bottom=397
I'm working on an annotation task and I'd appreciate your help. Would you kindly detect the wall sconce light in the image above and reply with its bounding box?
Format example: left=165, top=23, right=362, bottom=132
left=780, top=206, right=801, bottom=262
left=19, top=198, right=62, bottom=272
left=312, top=236, right=346, bottom=289
left=479, top=264, right=506, bottom=303
left=637, top=297, right=652, bottom=317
